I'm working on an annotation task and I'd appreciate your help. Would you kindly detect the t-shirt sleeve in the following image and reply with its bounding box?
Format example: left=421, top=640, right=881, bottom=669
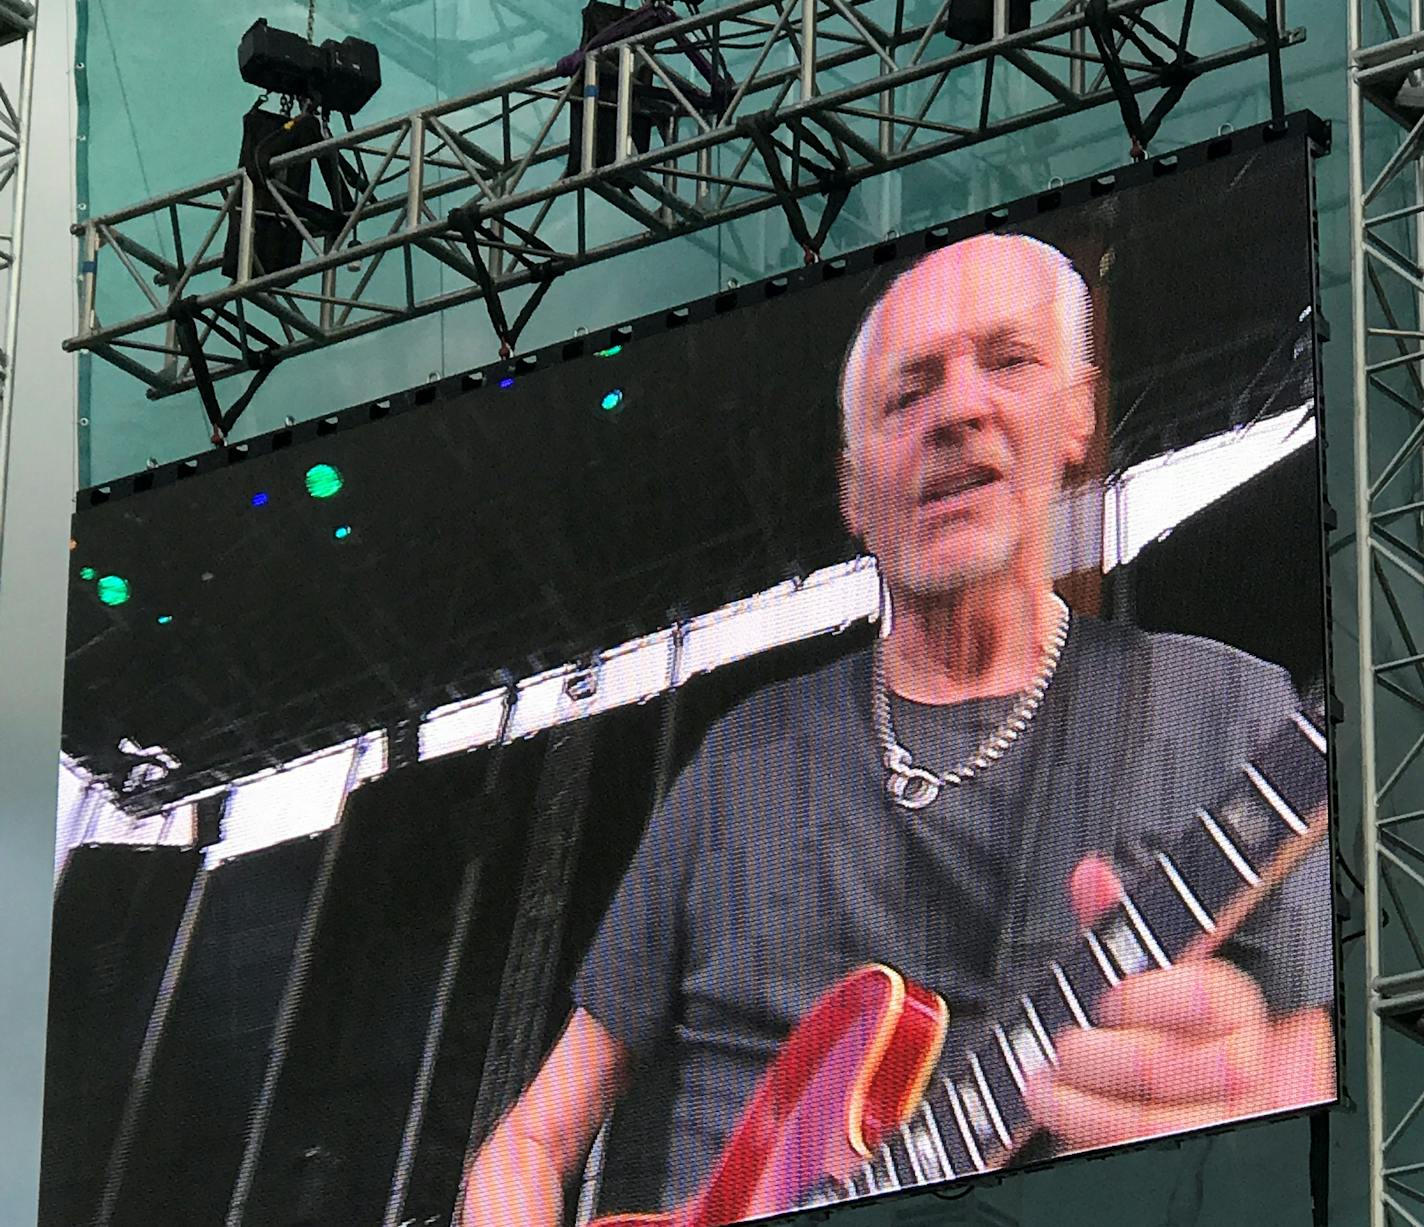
left=1216, top=662, right=1335, bottom=1020
left=570, top=746, right=707, bottom=1055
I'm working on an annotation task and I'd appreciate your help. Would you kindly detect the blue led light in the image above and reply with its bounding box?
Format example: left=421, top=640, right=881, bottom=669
left=334, top=525, right=352, bottom=540
left=499, top=377, right=515, bottom=389
left=157, top=615, right=173, bottom=625
left=251, top=492, right=269, bottom=507
left=601, top=389, right=624, bottom=412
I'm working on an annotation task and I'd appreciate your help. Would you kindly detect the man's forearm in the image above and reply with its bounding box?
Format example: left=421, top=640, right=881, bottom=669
left=460, top=1109, right=572, bottom=1227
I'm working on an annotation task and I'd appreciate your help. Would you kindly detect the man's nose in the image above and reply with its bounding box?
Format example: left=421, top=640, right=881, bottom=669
left=923, top=356, right=991, bottom=434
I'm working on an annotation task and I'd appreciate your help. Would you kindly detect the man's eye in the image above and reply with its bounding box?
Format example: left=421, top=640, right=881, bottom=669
left=891, top=381, right=929, bottom=411
left=986, top=346, right=1034, bottom=372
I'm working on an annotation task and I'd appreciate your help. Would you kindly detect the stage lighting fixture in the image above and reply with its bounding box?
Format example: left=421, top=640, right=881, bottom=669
left=237, top=19, right=381, bottom=116
left=944, top=0, right=1031, bottom=43
left=221, top=20, right=381, bottom=281
left=595, top=345, right=623, bottom=358
left=157, top=615, right=173, bottom=625
left=305, top=464, right=344, bottom=499
left=251, top=492, right=269, bottom=507
left=499, top=377, right=516, bottom=389
left=97, top=576, right=131, bottom=607
left=79, top=567, right=95, bottom=581
left=334, top=525, right=352, bottom=540
left=601, top=389, right=625, bottom=412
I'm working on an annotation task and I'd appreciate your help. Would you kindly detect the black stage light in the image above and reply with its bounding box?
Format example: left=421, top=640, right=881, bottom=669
left=221, top=20, right=380, bottom=280
left=944, top=0, right=1032, bottom=44
left=238, top=18, right=382, bottom=116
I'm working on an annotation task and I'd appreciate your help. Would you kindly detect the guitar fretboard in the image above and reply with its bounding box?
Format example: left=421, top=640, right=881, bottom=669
left=801, top=704, right=1328, bottom=1207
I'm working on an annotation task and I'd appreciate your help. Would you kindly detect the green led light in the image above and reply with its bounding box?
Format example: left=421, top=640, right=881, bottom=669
left=79, top=566, right=96, bottom=581
left=157, top=615, right=173, bottom=625
left=96, top=575, right=131, bottom=607
left=600, top=389, right=624, bottom=412
left=594, top=345, right=623, bottom=358
left=333, top=524, right=352, bottom=540
left=305, top=463, right=344, bottom=499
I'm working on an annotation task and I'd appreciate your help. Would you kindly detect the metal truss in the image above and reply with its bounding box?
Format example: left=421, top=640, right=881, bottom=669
left=0, top=0, right=37, bottom=555
left=66, top=0, right=1296, bottom=442
left=1351, top=3, right=1424, bottom=1226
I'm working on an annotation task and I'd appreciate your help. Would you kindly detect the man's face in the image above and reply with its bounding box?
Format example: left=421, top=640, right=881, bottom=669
left=841, top=238, right=1095, bottom=599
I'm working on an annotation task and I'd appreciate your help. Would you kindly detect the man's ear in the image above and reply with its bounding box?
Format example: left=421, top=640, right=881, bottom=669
left=839, top=448, right=864, bottom=541
left=1061, top=367, right=1098, bottom=468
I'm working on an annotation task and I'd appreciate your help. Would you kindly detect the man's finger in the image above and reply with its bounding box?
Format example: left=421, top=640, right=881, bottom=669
left=1097, top=961, right=1267, bottom=1037
left=1053, top=1025, right=1265, bottom=1104
left=1024, top=1077, right=1255, bottom=1152
left=1069, top=855, right=1122, bottom=929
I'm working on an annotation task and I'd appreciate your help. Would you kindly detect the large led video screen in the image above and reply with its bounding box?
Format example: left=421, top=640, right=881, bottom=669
left=49, top=116, right=1334, bottom=1227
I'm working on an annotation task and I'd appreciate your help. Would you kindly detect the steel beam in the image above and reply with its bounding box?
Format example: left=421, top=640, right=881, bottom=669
left=65, top=0, right=1299, bottom=432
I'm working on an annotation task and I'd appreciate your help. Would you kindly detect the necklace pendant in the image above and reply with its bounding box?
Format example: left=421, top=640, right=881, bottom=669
left=887, top=763, right=941, bottom=810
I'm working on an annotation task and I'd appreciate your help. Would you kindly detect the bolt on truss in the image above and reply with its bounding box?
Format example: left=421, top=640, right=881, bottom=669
left=66, top=0, right=1297, bottom=442
left=0, top=0, right=37, bottom=556
left=1351, top=3, right=1424, bottom=1226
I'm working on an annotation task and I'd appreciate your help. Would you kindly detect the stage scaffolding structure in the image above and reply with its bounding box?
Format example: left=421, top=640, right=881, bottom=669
left=0, top=0, right=37, bottom=560
left=64, top=0, right=1298, bottom=443
left=1353, top=1, right=1424, bottom=1224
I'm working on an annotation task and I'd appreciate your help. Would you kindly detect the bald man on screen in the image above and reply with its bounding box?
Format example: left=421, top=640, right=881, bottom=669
left=459, top=234, right=1334, bottom=1226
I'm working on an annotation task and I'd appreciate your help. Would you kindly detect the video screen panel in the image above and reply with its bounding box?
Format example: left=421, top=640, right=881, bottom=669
left=50, top=118, right=1334, bottom=1227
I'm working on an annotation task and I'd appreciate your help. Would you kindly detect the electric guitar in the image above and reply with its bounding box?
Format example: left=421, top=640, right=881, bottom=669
left=591, top=702, right=1330, bottom=1227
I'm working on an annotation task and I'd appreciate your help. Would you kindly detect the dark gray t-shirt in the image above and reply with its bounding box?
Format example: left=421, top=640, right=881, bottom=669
left=571, top=616, right=1333, bottom=1212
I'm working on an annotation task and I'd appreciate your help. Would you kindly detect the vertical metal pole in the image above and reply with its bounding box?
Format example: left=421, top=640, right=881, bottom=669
left=79, top=221, right=98, bottom=335
left=615, top=45, right=633, bottom=164
left=94, top=868, right=211, bottom=1227
left=406, top=116, right=424, bottom=229
left=994, top=0, right=1009, bottom=39
left=801, top=0, right=816, bottom=101
left=381, top=857, right=485, bottom=1227
left=696, top=147, right=711, bottom=206
left=1070, top=23, right=1086, bottom=95
left=224, top=752, right=366, bottom=1227
left=879, top=87, right=893, bottom=156
left=581, top=52, right=599, bottom=175
left=0, top=25, right=34, bottom=575
left=236, top=170, right=255, bottom=284
left=318, top=266, right=335, bottom=333
left=1349, top=0, right=1387, bottom=1221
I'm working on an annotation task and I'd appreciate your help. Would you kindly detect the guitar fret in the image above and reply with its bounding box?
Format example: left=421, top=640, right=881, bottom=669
left=1084, top=929, right=1122, bottom=986
left=919, top=1099, right=955, bottom=1180
left=994, top=1022, right=1027, bottom=1095
left=969, top=1053, right=1013, bottom=1150
left=1120, top=892, right=1172, bottom=969
left=1052, top=961, right=1094, bottom=1028
left=901, top=1121, right=926, bottom=1184
left=1243, top=762, right=1310, bottom=835
left=1292, top=709, right=1327, bottom=754
left=1156, top=850, right=1217, bottom=933
left=944, top=1077, right=987, bottom=1171
left=1196, top=806, right=1262, bottom=886
left=1022, top=994, right=1060, bottom=1066
left=879, top=1142, right=901, bottom=1190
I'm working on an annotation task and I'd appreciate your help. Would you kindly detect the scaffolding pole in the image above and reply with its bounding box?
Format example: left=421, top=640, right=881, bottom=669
left=1351, top=2, right=1424, bottom=1224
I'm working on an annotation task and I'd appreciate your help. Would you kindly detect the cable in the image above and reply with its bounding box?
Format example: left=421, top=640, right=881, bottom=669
left=306, top=0, right=316, bottom=44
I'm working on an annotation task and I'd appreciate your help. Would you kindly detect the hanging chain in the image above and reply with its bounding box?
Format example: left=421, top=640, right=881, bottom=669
left=306, top=0, right=316, bottom=43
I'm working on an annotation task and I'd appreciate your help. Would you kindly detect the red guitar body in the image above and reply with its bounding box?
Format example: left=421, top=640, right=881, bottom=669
left=590, top=964, right=948, bottom=1227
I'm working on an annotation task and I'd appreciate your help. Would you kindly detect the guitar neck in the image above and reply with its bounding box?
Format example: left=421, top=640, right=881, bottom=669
left=821, top=703, right=1329, bottom=1203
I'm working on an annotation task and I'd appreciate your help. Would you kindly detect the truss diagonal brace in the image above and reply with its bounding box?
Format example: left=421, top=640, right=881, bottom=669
left=741, top=113, right=851, bottom=262
left=168, top=297, right=276, bottom=445
left=448, top=204, right=570, bottom=358
left=1085, top=0, right=1205, bottom=155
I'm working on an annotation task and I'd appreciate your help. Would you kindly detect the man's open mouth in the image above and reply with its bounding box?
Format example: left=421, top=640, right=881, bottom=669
left=918, top=464, right=1001, bottom=505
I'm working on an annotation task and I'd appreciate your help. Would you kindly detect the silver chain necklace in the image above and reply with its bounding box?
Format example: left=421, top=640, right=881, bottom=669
left=874, top=596, right=1071, bottom=810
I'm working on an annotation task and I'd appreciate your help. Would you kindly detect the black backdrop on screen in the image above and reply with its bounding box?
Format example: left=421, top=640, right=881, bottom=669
left=47, top=116, right=1330, bottom=1227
